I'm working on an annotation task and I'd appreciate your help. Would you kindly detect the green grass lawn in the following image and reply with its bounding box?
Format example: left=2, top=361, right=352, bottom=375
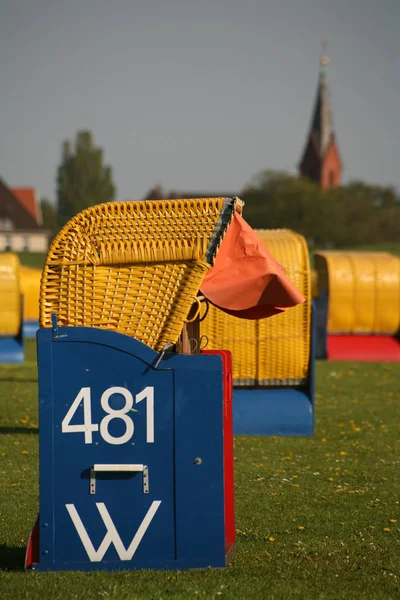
left=16, top=253, right=47, bottom=270
left=333, top=242, right=400, bottom=256
left=0, top=341, right=399, bottom=599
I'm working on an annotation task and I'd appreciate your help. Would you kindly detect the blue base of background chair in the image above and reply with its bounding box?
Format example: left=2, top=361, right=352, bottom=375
left=233, top=387, right=314, bottom=436
left=0, top=335, right=24, bottom=364
left=232, top=301, right=316, bottom=437
left=314, top=291, right=328, bottom=359
left=23, top=320, right=39, bottom=338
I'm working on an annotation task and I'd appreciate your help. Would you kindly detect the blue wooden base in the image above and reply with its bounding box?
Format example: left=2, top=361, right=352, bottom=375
left=31, top=553, right=233, bottom=572
left=0, top=336, right=24, bottom=364
left=1, top=297, right=25, bottom=363
left=23, top=320, right=39, bottom=338
left=232, top=302, right=316, bottom=437
left=233, top=387, right=314, bottom=436
left=29, top=323, right=232, bottom=572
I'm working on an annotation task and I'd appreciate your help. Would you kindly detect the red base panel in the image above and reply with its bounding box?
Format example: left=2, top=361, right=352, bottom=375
left=328, top=335, right=400, bottom=362
left=202, top=350, right=235, bottom=554
left=25, top=514, right=39, bottom=570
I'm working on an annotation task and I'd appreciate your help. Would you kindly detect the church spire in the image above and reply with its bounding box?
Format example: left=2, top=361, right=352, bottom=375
left=314, top=42, right=333, bottom=157
left=299, top=43, right=342, bottom=188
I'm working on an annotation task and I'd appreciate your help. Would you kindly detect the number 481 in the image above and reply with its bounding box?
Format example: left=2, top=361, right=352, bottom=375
left=61, top=386, right=154, bottom=445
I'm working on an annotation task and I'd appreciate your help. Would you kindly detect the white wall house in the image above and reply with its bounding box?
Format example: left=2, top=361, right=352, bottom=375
left=0, top=230, right=49, bottom=252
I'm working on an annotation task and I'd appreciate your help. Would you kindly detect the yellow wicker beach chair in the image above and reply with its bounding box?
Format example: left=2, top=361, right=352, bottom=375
left=314, top=251, right=400, bottom=334
left=20, top=266, right=41, bottom=323
left=201, top=229, right=311, bottom=385
left=311, top=269, right=319, bottom=298
left=40, top=198, right=241, bottom=351
left=0, top=253, right=22, bottom=337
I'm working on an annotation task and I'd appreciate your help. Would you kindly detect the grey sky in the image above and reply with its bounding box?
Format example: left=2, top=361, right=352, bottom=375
left=1, top=0, right=399, bottom=202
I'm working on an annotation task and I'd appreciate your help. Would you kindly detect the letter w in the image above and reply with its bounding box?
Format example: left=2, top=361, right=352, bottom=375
left=65, top=501, right=161, bottom=562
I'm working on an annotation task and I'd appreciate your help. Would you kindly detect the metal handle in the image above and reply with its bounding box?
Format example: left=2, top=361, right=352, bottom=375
left=90, top=464, right=149, bottom=495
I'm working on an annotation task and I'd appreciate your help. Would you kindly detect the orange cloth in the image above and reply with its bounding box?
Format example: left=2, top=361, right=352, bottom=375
left=201, top=214, right=305, bottom=319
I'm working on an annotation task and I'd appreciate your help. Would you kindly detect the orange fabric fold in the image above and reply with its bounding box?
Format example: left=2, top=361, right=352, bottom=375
left=201, top=214, right=305, bottom=319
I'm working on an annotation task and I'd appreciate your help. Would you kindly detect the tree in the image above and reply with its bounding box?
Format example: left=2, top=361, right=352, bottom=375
left=240, top=170, right=326, bottom=244
left=142, top=184, right=164, bottom=200
left=56, top=131, right=116, bottom=227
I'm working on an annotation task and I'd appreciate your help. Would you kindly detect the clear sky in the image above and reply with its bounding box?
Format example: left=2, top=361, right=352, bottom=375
left=1, top=0, right=399, bottom=202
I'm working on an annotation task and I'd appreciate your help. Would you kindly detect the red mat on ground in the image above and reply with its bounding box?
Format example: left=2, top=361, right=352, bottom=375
left=328, top=335, right=400, bottom=362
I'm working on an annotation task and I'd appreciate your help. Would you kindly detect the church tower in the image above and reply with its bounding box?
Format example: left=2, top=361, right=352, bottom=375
left=299, top=47, right=342, bottom=188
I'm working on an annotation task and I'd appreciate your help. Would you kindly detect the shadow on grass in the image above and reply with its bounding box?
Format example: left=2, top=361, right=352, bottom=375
left=0, top=427, right=38, bottom=434
left=0, top=378, right=38, bottom=383
left=0, top=544, right=26, bottom=571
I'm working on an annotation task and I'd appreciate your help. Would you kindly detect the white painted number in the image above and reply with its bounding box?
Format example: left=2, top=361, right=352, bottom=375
left=61, top=387, right=99, bottom=444
left=135, top=387, right=154, bottom=443
left=61, top=386, right=155, bottom=445
left=100, top=387, right=134, bottom=445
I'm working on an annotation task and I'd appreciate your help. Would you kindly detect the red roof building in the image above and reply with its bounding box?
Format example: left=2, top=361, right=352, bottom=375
left=0, top=178, right=49, bottom=252
left=11, top=187, right=42, bottom=225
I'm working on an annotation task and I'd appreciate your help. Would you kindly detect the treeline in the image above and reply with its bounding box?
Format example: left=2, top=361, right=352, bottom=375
left=240, top=171, right=400, bottom=248
left=41, top=131, right=400, bottom=249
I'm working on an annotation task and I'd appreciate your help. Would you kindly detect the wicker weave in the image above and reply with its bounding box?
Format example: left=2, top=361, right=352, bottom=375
left=315, top=251, right=400, bottom=334
left=0, top=253, right=21, bottom=336
left=201, top=229, right=311, bottom=386
left=40, top=198, right=239, bottom=350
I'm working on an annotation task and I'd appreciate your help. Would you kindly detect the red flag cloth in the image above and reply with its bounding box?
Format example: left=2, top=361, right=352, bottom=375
left=200, top=213, right=305, bottom=319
